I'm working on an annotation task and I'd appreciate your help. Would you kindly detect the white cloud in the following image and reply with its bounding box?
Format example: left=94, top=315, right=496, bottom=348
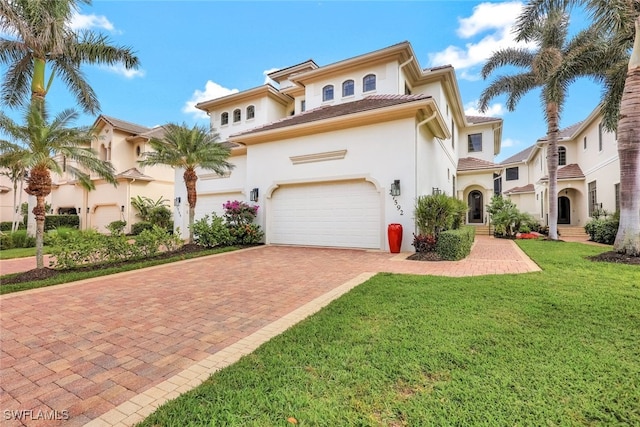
left=102, top=64, right=145, bottom=79
left=69, top=12, right=118, bottom=33
left=263, top=68, right=279, bottom=85
left=501, top=137, right=518, bottom=148
left=428, top=1, right=535, bottom=79
left=464, top=100, right=505, bottom=117
left=183, top=80, right=239, bottom=119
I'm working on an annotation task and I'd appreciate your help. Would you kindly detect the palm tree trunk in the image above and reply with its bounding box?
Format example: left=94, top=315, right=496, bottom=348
left=546, top=102, right=560, bottom=240
left=184, top=168, right=198, bottom=244
left=25, top=165, right=52, bottom=269
left=614, top=17, right=640, bottom=256
left=34, top=195, right=46, bottom=269
left=31, top=57, right=47, bottom=111
left=11, top=174, right=19, bottom=233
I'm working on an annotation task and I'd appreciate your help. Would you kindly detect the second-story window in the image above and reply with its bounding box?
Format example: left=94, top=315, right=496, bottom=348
left=342, top=80, right=354, bottom=97
left=506, top=167, right=519, bottom=181
left=301, top=100, right=306, bottom=112
left=221, top=112, right=229, bottom=125
left=323, top=85, right=334, bottom=102
left=247, top=105, right=255, bottom=120
left=233, top=109, right=241, bottom=123
left=468, top=133, right=482, bottom=152
left=558, top=146, right=567, bottom=165
left=363, top=74, right=376, bottom=92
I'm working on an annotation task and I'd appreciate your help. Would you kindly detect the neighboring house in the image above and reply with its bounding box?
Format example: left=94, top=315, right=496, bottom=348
left=498, top=105, right=620, bottom=229
left=176, top=41, right=503, bottom=251
left=0, top=115, right=175, bottom=233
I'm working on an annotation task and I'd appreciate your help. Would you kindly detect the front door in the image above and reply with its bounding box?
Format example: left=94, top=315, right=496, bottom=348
left=468, top=191, right=483, bottom=223
left=558, top=196, right=571, bottom=224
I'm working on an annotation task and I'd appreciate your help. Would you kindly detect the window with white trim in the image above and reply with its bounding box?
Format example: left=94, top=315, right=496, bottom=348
left=558, top=146, right=566, bottom=166
left=322, top=85, right=334, bottom=101
left=246, top=105, right=255, bottom=120
left=363, top=74, right=376, bottom=92
left=233, top=109, right=241, bottom=123
left=221, top=112, right=229, bottom=125
left=468, top=133, right=482, bottom=152
left=342, top=80, right=354, bottom=97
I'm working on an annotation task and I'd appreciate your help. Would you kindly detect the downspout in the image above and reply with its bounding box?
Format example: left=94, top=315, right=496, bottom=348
left=127, top=179, right=135, bottom=234
left=415, top=111, right=438, bottom=235
left=399, top=56, right=414, bottom=93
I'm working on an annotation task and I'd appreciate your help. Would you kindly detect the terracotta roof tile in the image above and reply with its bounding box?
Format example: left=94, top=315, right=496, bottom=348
left=457, top=157, right=500, bottom=171
left=466, top=115, right=501, bottom=124
left=116, top=168, right=154, bottom=181
left=500, top=145, right=535, bottom=165
left=504, top=184, right=534, bottom=194
left=540, top=163, right=585, bottom=181
left=538, top=121, right=584, bottom=141
left=233, top=94, right=432, bottom=137
left=99, top=115, right=150, bottom=135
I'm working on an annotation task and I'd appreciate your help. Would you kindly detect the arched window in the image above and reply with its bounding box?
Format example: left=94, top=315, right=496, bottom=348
left=322, top=85, right=334, bottom=102
left=363, top=74, right=376, bottom=92
left=221, top=112, right=229, bottom=125
left=342, top=80, right=354, bottom=97
left=246, top=105, right=255, bottom=120
left=233, top=109, right=241, bottom=122
left=558, top=146, right=567, bottom=166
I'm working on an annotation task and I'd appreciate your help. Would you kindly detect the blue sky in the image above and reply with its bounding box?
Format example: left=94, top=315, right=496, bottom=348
left=2, top=0, right=603, bottom=161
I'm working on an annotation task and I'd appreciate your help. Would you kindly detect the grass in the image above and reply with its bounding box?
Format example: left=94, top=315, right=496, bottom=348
left=138, top=240, right=640, bottom=426
left=0, top=246, right=239, bottom=295
left=0, top=246, right=51, bottom=260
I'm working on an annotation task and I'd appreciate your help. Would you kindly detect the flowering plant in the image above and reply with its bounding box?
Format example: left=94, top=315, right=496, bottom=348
left=223, top=200, right=259, bottom=226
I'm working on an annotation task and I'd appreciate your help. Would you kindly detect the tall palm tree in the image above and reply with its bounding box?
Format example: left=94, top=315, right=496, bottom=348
left=0, top=0, right=140, bottom=114
left=0, top=104, right=116, bottom=269
left=479, top=6, right=600, bottom=240
left=0, top=148, right=27, bottom=232
left=518, top=0, right=640, bottom=255
left=138, top=123, right=234, bottom=244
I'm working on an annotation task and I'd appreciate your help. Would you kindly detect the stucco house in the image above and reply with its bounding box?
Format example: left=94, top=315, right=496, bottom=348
left=498, top=105, right=620, bottom=230
left=175, top=41, right=503, bottom=251
left=0, top=115, right=175, bottom=233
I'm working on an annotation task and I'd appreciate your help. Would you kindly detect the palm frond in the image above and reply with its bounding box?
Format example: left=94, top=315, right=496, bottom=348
left=479, top=73, right=538, bottom=112
left=481, top=48, right=534, bottom=79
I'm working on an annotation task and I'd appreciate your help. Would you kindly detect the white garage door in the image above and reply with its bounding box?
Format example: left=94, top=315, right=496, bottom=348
left=270, top=180, right=381, bottom=249
left=195, top=193, right=243, bottom=221
left=92, top=206, right=120, bottom=233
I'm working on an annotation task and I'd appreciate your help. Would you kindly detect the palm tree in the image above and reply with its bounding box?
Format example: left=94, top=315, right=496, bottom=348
left=479, top=6, right=600, bottom=240
left=0, top=0, right=140, bottom=114
left=518, top=0, right=639, bottom=255
left=138, top=123, right=234, bottom=244
left=0, top=148, right=27, bottom=232
left=0, top=104, right=116, bottom=269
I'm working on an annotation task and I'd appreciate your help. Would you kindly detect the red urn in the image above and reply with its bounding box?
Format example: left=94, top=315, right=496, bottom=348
left=387, top=223, right=403, bottom=253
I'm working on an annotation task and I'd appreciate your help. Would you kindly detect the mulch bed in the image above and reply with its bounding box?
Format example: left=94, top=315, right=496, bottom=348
left=1, top=244, right=210, bottom=286
left=406, top=251, right=443, bottom=262
left=588, top=251, right=640, bottom=265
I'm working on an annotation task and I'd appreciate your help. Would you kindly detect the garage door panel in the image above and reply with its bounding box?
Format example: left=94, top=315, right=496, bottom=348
left=270, top=181, right=380, bottom=249
left=92, top=206, right=120, bottom=233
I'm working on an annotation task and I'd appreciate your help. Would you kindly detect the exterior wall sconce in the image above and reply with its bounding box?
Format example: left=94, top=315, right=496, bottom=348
left=77, top=207, right=81, bottom=215
left=174, top=197, right=181, bottom=206
left=432, top=187, right=442, bottom=195
left=250, top=188, right=259, bottom=202
left=87, top=207, right=90, bottom=213
left=121, top=205, right=125, bottom=212
left=389, top=180, right=401, bottom=197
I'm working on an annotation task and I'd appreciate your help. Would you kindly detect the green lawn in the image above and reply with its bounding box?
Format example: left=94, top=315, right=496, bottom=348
left=138, top=240, right=640, bottom=426
left=0, top=246, right=49, bottom=260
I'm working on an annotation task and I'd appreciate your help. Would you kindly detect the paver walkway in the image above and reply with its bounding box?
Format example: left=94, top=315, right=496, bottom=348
left=0, top=237, right=539, bottom=426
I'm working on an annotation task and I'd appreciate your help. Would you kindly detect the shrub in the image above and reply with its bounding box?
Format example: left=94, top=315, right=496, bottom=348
left=131, top=221, right=154, bottom=236
left=412, top=233, right=437, bottom=253
left=191, top=214, right=232, bottom=248
left=0, top=232, right=14, bottom=249
left=222, top=200, right=263, bottom=245
left=436, top=226, right=475, bottom=260
left=107, top=220, right=127, bottom=235
left=10, top=230, right=35, bottom=248
left=585, top=218, right=618, bottom=244
left=131, top=195, right=173, bottom=230
left=414, top=194, right=467, bottom=239
left=228, top=223, right=264, bottom=246
left=487, top=195, right=533, bottom=238
left=0, top=221, right=25, bottom=232
left=44, top=215, right=79, bottom=231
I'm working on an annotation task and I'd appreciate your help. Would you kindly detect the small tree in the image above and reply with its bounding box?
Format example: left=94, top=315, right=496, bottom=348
left=487, top=195, right=535, bottom=238
left=414, top=194, right=466, bottom=239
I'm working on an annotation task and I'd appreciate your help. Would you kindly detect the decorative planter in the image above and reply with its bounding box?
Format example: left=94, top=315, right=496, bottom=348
left=387, top=223, right=403, bottom=253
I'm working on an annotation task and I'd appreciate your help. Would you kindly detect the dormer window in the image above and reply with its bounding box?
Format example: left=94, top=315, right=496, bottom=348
left=363, top=74, right=376, bottom=92
left=322, top=85, right=334, bottom=102
left=342, top=80, right=354, bottom=97
left=221, top=112, right=229, bottom=125
left=233, top=109, right=241, bottom=123
left=247, top=105, right=255, bottom=120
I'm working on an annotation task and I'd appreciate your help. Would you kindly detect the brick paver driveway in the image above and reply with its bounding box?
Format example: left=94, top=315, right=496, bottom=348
left=0, top=236, right=538, bottom=426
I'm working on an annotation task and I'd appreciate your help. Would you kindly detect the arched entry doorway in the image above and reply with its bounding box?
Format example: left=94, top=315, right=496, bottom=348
left=468, top=190, right=483, bottom=223
left=558, top=196, right=571, bottom=224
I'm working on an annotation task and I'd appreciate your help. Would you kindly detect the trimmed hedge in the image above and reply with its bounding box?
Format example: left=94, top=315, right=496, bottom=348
left=130, top=221, right=154, bottom=236
left=45, top=215, right=79, bottom=231
left=436, top=226, right=475, bottom=260
left=0, top=229, right=36, bottom=249
left=0, top=221, right=25, bottom=231
left=584, top=218, right=618, bottom=245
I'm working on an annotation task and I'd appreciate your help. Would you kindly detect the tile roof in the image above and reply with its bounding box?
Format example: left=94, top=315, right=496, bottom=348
left=99, top=115, right=150, bottom=135
left=466, top=115, right=501, bottom=124
left=539, top=163, right=585, bottom=181
left=116, top=168, right=154, bottom=181
left=457, top=157, right=500, bottom=171
left=504, top=184, right=534, bottom=194
left=233, top=94, right=432, bottom=137
left=500, top=145, right=535, bottom=165
left=538, top=121, right=584, bottom=141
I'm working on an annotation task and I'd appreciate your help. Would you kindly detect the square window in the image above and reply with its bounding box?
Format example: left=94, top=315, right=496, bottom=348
left=505, top=167, right=519, bottom=181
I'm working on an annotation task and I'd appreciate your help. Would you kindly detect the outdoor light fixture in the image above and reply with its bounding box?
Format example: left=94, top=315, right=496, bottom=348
left=77, top=207, right=81, bottom=214
left=174, top=197, right=181, bottom=206
left=250, top=188, right=259, bottom=202
left=87, top=207, right=90, bottom=213
left=390, top=180, right=401, bottom=197
left=121, top=205, right=125, bottom=212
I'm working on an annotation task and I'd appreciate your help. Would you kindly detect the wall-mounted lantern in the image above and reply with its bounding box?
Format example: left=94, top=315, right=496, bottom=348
left=250, top=188, right=259, bottom=202
left=87, top=207, right=90, bottom=213
left=389, top=180, right=401, bottom=197
left=174, top=197, right=181, bottom=206
left=121, top=205, right=125, bottom=212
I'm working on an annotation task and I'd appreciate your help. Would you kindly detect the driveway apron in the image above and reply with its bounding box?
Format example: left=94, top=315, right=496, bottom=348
left=0, top=236, right=539, bottom=426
